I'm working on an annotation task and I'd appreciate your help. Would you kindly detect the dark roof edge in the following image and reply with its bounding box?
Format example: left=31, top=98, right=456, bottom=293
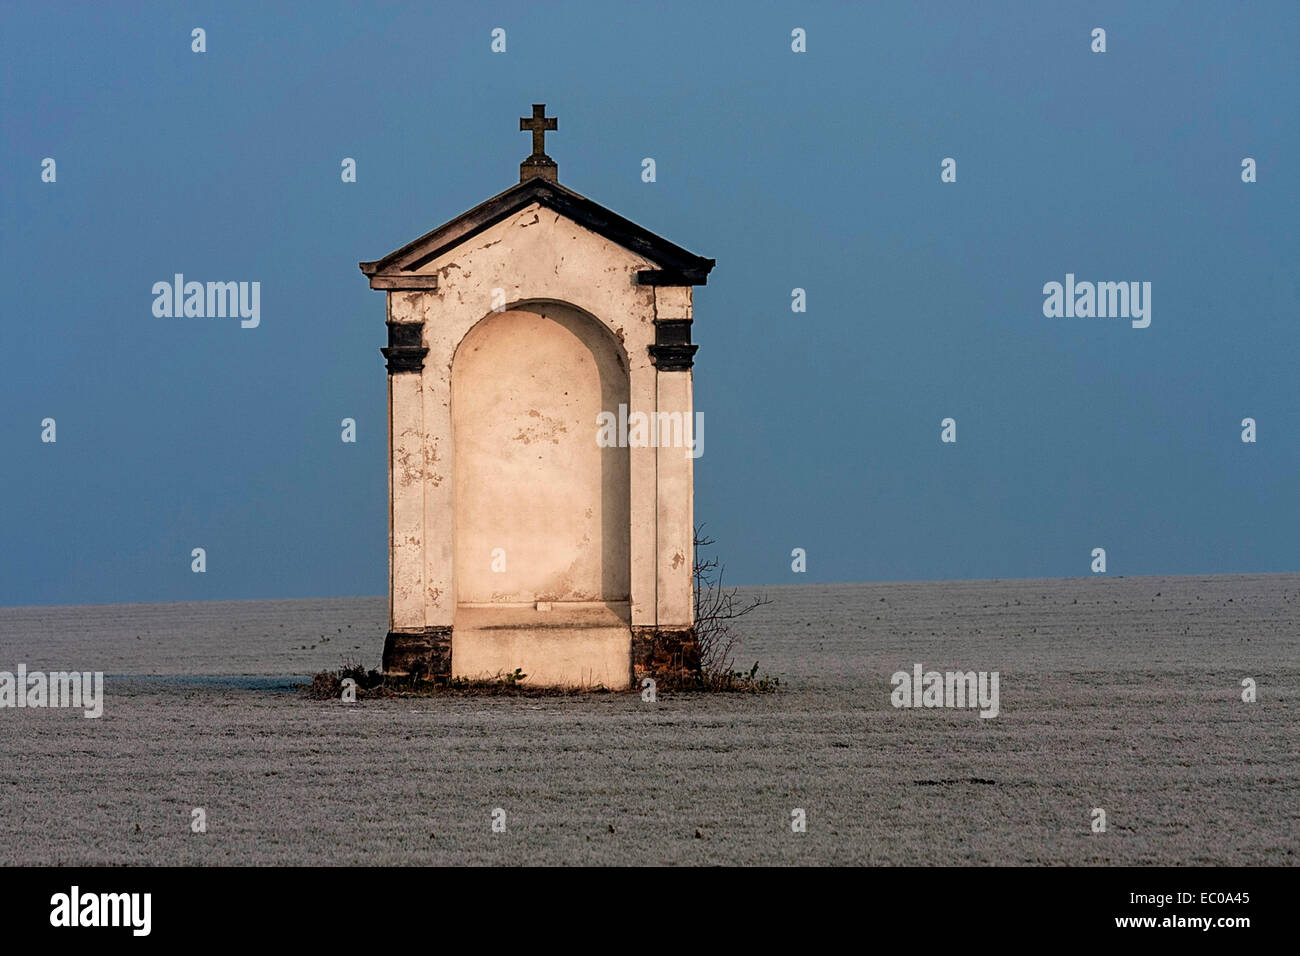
left=358, top=179, right=715, bottom=285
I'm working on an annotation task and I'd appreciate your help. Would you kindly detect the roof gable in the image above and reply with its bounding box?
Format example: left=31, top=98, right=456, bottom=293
left=359, top=178, right=714, bottom=289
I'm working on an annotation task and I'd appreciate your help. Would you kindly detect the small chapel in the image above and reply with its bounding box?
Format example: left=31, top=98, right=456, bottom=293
left=359, top=105, right=714, bottom=689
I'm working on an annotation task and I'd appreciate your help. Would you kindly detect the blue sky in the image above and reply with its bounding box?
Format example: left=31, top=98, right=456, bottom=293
left=2, top=0, right=1297, bottom=605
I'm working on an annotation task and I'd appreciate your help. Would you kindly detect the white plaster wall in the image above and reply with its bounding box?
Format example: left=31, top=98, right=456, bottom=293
left=408, top=203, right=659, bottom=625
left=451, top=303, right=629, bottom=604
left=654, top=370, right=695, bottom=626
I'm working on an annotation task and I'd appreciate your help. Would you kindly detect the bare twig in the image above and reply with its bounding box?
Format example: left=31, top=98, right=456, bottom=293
left=693, top=524, right=772, bottom=679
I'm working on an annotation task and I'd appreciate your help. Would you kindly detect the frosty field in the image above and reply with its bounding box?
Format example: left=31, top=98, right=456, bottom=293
left=0, top=574, right=1295, bottom=866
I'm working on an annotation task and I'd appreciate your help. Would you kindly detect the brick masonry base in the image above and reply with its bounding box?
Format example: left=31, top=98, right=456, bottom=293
left=382, top=627, right=452, bottom=678
left=382, top=625, right=701, bottom=688
left=631, top=626, right=701, bottom=685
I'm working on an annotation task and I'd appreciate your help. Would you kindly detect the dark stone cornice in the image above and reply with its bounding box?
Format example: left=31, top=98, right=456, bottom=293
left=382, top=321, right=428, bottom=374
left=637, top=268, right=711, bottom=286
left=649, top=318, right=697, bottom=370
left=648, top=343, right=698, bottom=371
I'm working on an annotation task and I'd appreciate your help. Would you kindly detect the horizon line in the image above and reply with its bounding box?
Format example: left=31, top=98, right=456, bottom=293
left=2, top=569, right=1298, bottom=612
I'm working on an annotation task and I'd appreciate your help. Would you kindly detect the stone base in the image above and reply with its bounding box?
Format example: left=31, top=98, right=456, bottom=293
left=382, top=627, right=452, bottom=678
left=453, top=604, right=631, bottom=689
left=631, top=626, right=701, bottom=685
left=382, top=623, right=701, bottom=688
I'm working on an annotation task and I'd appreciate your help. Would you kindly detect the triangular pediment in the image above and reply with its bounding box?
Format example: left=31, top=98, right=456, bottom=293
left=359, top=179, right=714, bottom=290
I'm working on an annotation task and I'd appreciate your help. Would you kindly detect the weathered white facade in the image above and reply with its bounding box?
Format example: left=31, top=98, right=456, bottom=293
left=360, top=107, right=713, bottom=688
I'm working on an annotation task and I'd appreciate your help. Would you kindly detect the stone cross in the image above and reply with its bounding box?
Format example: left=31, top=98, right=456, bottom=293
left=519, top=104, right=558, bottom=182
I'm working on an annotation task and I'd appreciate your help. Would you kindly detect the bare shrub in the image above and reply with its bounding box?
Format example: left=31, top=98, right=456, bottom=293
left=694, top=525, right=776, bottom=691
